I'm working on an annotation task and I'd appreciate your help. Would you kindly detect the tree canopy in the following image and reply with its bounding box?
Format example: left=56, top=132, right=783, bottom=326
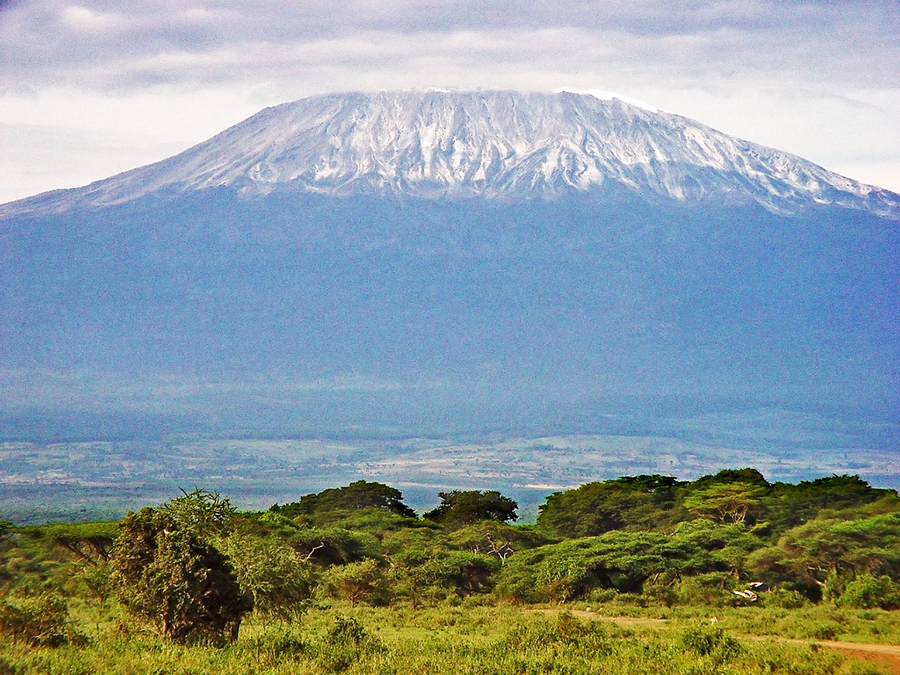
left=537, top=476, right=685, bottom=538
left=271, top=481, right=417, bottom=524
left=423, top=490, right=518, bottom=528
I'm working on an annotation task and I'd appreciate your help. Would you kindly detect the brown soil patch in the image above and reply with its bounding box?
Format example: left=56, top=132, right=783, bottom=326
left=785, top=639, right=900, bottom=675
left=738, top=635, right=900, bottom=674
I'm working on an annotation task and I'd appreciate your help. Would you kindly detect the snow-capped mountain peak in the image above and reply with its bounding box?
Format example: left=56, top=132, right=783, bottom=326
left=5, top=90, right=899, bottom=218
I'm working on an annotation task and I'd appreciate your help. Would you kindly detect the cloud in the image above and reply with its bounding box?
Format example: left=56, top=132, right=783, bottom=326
left=0, top=0, right=898, bottom=199
left=1, top=1, right=896, bottom=93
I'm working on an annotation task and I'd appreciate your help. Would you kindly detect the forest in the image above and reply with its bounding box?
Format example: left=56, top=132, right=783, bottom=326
left=1, top=468, right=899, bottom=674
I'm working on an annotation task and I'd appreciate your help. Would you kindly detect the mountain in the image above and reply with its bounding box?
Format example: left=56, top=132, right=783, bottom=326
left=0, top=90, right=898, bottom=443
left=5, top=91, right=898, bottom=218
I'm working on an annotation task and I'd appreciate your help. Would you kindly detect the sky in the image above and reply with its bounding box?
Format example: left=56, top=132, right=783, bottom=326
left=0, top=0, right=898, bottom=205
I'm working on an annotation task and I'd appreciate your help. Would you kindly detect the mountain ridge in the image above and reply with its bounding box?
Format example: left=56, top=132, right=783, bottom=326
left=3, top=90, right=899, bottom=219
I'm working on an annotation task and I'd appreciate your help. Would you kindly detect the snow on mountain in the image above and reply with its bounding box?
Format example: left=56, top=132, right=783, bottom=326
left=4, top=90, right=899, bottom=218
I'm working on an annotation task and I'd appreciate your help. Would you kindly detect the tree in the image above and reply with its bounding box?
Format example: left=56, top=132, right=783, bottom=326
left=423, top=490, right=518, bottom=528
left=221, top=536, right=314, bottom=623
left=421, top=551, right=500, bottom=596
left=449, top=521, right=522, bottom=562
left=271, top=481, right=417, bottom=524
left=682, top=483, right=768, bottom=524
left=495, top=524, right=749, bottom=603
left=45, top=521, right=118, bottom=566
left=690, top=468, right=770, bottom=490
left=324, top=559, right=386, bottom=607
left=537, top=476, right=684, bottom=539
left=111, top=507, right=252, bottom=644
left=764, top=475, right=892, bottom=534
left=287, top=526, right=381, bottom=566
left=159, top=488, right=236, bottom=534
left=746, top=510, right=900, bottom=600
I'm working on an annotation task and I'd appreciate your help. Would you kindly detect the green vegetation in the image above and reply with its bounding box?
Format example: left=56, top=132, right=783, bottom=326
left=1, top=470, right=899, bottom=674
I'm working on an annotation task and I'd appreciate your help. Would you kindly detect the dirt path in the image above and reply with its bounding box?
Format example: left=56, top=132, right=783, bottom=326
left=748, top=636, right=900, bottom=675
left=526, top=609, right=900, bottom=674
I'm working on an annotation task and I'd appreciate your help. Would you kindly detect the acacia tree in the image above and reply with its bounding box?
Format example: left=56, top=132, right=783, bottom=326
left=111, top=507, right=252, bottom=644
left=272, top=481, right=417, bottom=523
left=764, top=475, right=891, bottom=534
left=423, top=490, right=518, bottom=528
left=45, top=522, right=118, bottom=566
left=324, top=559, right=386, bottom=607
left=221, top=536, right=314, bottom=623
left=160, top=488, right=236, bottom=533
left=747, top=511, right=900, bottom=600
left=537, top=477, right=684, bottom=539
left=682, top=483, right=768, bottom=524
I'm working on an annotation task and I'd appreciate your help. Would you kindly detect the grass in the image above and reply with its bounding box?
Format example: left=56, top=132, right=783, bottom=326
left=1, top=600, right=892, bottom=675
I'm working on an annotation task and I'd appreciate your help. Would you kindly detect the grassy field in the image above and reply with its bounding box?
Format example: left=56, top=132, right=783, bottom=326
left=3, top=599, right=897, bottom=675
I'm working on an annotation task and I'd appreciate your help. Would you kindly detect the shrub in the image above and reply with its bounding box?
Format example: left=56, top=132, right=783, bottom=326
left=835, top=573, right=900, bottom=610
left=317, top=615, right=384, bottom=673
left=586, top=588, right=618, bottom=604
left=679, top=622, right=743, bottom=662
left=765, top=587, right=808, bottom=609
left=0, top=592, right=77, bottom=647
left=676, top=572, right=732, bottom=606
left=238, top=627, right=309, bottom=667
left=811, top=622, right=841, bottom=640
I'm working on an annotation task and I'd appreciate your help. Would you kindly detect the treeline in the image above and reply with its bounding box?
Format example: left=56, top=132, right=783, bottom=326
left=1, top=468, right=899, bottom=648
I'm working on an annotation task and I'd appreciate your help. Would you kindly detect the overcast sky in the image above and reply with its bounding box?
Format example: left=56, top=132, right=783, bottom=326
left=1, top=0, right=898, bottom=204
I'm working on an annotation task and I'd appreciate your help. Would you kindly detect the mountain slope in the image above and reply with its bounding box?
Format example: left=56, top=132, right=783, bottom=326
left=3, top=91, right=898, bottom=218
left=0, top=90, right=897, bottom=441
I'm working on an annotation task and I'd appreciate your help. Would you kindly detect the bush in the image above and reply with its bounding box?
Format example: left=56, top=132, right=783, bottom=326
left=237, top=627, right=309, bottom=666
left=586, top=588, right=618, bottom=604
left=765, top=587, right=808, bottom=609
left=679, top=622, right=743, bottom=663
left=641, top=576, right=678, bottom=607
left=111, top=507, right=252, bottom=644
left=0, top=592, right=77, bottom=647
left=676, top=572, right=732, bottom=606
left=811, top=622, right=841, bottom=640
left=836, top=573, right=900, bottom=610
left=326, top=615, right=369, bottom=646
left=317, top=615, right=384, bottom=673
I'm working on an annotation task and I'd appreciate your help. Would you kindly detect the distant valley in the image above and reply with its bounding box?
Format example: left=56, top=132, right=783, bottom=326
left=2, top=404, right=897, bottom=524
